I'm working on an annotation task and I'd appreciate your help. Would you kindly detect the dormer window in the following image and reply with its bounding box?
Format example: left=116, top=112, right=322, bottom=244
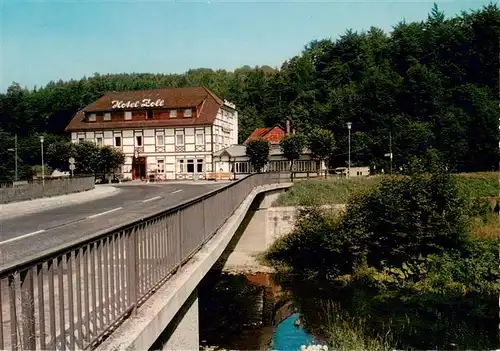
left=146, top=110, right=153, bottom=119
left=170, top=110, right=177, bottom=118
left=125, top=111, right=132, bottom=120
left=104, top=112, right=111, bottom=121
left=88, top=113, right=96, bottom=122
left=184, top=108, right=192, bottom=118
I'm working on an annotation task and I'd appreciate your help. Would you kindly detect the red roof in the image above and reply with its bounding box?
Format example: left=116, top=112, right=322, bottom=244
left=244, top=124, right=286, bottom=144
left=65, top=86, right=227, bottom=132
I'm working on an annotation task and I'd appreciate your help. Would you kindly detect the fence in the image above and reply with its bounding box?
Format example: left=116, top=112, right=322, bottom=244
left=0, top=177, right=95, bottom=204
left=0, top=172, right=281, bottom=350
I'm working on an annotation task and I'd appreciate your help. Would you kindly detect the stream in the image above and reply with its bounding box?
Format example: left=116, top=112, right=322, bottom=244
left=198, top=270, right=499, bottom=351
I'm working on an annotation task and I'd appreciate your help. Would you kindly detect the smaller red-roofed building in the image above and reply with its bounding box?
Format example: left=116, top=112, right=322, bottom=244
left=243, top=124, right=286, bottom=145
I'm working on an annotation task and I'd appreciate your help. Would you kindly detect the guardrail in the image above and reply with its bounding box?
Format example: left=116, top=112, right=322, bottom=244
left=0, top=172, right=282, bottom=350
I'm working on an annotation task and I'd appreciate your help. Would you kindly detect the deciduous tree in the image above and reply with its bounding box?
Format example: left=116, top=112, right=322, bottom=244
left=245, top=138, right=270, bottom=173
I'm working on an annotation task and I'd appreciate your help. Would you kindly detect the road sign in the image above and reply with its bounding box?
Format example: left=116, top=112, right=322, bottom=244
left=69, top=157, right=75, bottom=164
left=69, top=164, right=76, bottom=171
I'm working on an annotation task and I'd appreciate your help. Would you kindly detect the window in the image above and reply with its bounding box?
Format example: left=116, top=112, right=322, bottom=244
left=136, top=136, right=142, bottom=146
left=187, top=159, right=194, bottom=173
left=115, top=136, right=121, bottom=147
left=104, top=113, right=111, bottom=121
left=89, top=113, right=96, bottom=122
left=178, top=159, right=184, bottom=173
left=196, top=131, right=204, bottom=145
left=146, top=110, right=153, bottom=119
left=169, top=110, right=177, bottom=118
left=157, top=159, right=165, bottom=173
left=125, top=111, right=132, bottom=120
left=156, top=134, right=164, bottom=146
left=176, top=133, right=184, bottom=146
left=184, top=109, right=192, bottom=118
left=96, top=137, right=103, bottom=146
left=197, top=159, right=203, bottom=173
left=78, top=138, right=84, bottom=143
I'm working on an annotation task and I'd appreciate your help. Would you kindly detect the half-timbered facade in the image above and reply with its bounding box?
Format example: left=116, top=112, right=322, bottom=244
left=65, top=87, right=238, bottom=180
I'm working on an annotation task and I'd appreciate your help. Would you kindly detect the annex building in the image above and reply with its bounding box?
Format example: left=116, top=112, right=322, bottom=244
left=65, top=86, right=238, bottom=180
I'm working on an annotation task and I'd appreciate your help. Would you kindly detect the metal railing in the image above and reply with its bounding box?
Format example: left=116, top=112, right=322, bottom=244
left=0, top=172, right=282, bottom=350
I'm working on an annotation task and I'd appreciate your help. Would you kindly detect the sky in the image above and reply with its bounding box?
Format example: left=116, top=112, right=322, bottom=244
left=0, top=0, right=493, bottom=92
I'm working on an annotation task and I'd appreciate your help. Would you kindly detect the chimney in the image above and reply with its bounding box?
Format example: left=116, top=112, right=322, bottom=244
left=286, top=120, right=291, bottom=135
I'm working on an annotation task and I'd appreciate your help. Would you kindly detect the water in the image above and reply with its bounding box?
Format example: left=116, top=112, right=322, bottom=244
left=198, top=270, right=499, bottom=351
left=198, top=271, right=316, bottom=351
left=271, top=313, right=318, bottom=351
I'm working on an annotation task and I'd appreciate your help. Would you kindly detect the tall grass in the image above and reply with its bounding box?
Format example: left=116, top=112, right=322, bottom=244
left=309, top=301, right=394, bottom=351
left=471, top=213, right=500, bottom=239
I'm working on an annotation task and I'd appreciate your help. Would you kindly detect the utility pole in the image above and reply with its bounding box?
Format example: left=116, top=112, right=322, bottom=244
left=389, top=132, right=393, bottom=174
left=14, top=134, right=18, bottom=182
left=7, top=134, right=18, bottom=183
left=347, top=122, right=352, bottom=179
left=40, top=136, right=45, bottom=186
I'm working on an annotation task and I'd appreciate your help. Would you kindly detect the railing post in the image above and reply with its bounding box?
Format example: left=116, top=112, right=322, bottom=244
left=8, top=275, right=18, bottom=351
left=20, top=269, right=36, bottom=350
left=128, top=228, right=138, bottom=315
left=177, top=211, right=183, bottom=267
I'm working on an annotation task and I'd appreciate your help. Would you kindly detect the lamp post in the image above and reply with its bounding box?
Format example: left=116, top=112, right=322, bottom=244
left=40, top=135, right=45, bottom=186
left=7, top=134, right=18, bottom=182
left=347, top=122, right=352, bottom=179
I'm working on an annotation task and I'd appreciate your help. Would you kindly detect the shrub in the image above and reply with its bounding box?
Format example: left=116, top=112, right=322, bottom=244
left=339, top=172, right=472, bottom=270
left=267, top=171, right=486, bottom=280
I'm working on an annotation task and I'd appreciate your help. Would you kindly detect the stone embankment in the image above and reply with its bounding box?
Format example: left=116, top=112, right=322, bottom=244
left=219, top=204, right=346, bottom=275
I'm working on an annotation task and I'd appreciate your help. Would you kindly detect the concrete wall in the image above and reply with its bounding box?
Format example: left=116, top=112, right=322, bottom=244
left=0, top=176, right=95, bottom=204
left=221, top=199, right=347, bottom=275
left=267, top=205, right=346, bottom=243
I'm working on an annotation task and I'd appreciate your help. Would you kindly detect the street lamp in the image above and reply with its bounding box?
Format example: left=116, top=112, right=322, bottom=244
left=347, top=122, right=352, bottom=179
left=39, top=135, right=45, bottom=186
left=7, top=134, right=18, bottom=182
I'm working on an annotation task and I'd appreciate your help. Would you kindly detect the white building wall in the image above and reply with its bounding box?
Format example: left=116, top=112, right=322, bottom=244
left=69, top=100, right=236, bottom=180
left=68, top=127, right=214, bottom=180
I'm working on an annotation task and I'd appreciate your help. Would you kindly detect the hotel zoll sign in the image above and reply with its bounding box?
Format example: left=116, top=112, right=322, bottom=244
left=111, top=99, right=165, bottom=109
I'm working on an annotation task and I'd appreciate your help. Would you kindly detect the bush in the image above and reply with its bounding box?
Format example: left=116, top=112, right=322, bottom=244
left=266, top=171, right=497, bottom=289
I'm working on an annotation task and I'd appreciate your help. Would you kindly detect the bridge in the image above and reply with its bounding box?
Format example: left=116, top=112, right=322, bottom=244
left=0, top=173, right=292, bottom=350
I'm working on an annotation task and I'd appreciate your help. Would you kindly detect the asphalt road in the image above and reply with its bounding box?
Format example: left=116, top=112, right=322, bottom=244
left=0, top=182, right=228, bottom=267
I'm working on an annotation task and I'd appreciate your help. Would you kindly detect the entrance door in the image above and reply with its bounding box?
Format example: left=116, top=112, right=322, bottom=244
left=132, top=157, right=147, bottom=180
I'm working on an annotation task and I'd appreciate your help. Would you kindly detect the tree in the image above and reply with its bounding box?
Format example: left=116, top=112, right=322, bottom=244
left=97, top=146, right=125, bottom=179
left=245, top=138, right=270, bottom=173
left=73, top=141, right=100, bottom=175
left=46, top=139, right=76, bottom=172
left=308, top=128, right=336, bottom=178
left=280, top=134, right=306, bottom=180
left=0, top=3, right=498, bottom=174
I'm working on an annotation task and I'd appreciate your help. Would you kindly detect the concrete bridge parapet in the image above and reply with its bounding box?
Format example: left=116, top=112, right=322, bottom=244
left=95, top=182, right=292, bottom=351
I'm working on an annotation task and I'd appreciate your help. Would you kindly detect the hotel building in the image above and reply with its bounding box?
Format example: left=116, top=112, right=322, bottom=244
left=65, top=86, right=238, bottom=180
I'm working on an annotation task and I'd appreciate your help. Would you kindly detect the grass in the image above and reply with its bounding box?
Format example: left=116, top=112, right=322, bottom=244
left=274, top=172, right=499, bottom=207
left=273, top=176, right=381, bottom=206
left=456, top=172, right=499, bottom=198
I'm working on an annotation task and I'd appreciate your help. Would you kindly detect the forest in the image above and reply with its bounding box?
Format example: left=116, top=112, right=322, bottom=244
left=0, top=3, right=498, bottom=183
